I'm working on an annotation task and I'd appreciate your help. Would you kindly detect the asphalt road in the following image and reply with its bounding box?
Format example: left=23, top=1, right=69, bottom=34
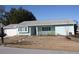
left=0, top=46, right=79, bottom=54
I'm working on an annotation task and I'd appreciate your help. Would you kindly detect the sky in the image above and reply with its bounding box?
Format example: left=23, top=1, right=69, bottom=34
left=5, top=5, right=79, bottom=23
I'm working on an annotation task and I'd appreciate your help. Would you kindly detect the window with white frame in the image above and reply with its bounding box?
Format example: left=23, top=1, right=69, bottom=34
left=18, top=27, right=22, bottom=31
left=18, top=27, right=28, bottom=31
left=42, top=26, right=51, bottom=31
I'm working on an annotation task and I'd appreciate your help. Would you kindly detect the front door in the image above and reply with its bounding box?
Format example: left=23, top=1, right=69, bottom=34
left=31, top=26, right=36, bottom=35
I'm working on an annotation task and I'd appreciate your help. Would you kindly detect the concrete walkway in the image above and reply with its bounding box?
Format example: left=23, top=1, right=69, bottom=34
left=0, top=46, right=79, bottom=54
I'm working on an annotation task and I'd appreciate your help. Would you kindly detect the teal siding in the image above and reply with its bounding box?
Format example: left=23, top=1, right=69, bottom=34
left=19, top=32, right=29, bottom=34
left=18, top=24, right=74, bottom=36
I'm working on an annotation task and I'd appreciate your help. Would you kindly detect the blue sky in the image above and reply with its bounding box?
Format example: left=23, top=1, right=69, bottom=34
left=5, top=5, right=79, bottom=23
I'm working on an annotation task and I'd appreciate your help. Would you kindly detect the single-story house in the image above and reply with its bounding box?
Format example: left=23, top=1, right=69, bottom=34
left=4, top=24, right=18, bottom=37
left=17, top=19, right=77, bottom=36
left=3, top=19, right=77, bottom=37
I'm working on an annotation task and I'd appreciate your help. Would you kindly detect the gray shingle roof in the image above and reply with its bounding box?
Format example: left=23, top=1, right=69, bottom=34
left=18, top=19, right=76, bottom=27
left=3, top=19, right=77, bottom=29
left=4, top=24, right=18, bottom=29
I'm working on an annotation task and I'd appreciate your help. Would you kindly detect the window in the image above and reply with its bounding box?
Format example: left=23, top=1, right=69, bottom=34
left=18, top=27, right=22, bottom=31
left=25, top=27, right=27, bottom=31
left=42, top=27, right=51, bottom=31
left=18, top=27, right=27, bottom=31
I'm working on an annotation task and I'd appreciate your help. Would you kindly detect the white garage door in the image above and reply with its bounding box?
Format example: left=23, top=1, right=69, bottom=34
left=55, top=26, right=74, bottom=35
left=5, top=29, right=18, bottom=37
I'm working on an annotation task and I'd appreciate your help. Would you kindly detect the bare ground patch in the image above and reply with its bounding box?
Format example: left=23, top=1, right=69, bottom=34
left=1, top=35, right=79, bottom=51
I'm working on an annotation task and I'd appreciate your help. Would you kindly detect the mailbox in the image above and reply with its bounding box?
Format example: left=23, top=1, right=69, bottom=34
left=0, top=27, right=6, bottom=44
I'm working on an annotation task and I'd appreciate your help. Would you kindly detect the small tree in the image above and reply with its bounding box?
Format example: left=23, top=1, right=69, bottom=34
left=4, top=7, right=37, bottom=25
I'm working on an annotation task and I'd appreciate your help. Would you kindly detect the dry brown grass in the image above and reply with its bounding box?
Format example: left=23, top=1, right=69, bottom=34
left=1, top=35, right=79, bottom=51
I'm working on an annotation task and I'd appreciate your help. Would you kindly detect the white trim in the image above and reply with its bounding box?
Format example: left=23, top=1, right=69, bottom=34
left=29, top=27, right=31, bottom=36
left=36, top=26, right=38, bottom=36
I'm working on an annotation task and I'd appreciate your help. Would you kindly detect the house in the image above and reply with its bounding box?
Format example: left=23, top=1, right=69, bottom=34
left=17, top=19, right=77, bottom=36
left=77, top=26, right=79, bottom=33
left=3, top=19, right=77, bottom=37
left=4, top=24, right=18, bottom=37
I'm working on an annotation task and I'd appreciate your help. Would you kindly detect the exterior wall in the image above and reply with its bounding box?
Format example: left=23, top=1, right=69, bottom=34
left=4, top=24, right=75, bottom=36
left=18, top=25, right=75, bottom=36
left=18, top=31, right=30, bottom=36
left=55, top=25, right=74, bottom=35
left=4, top=28, right=18, bottom=37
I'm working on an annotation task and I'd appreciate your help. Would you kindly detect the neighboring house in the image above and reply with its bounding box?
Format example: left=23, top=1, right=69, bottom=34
left=4, top=24, right=18, bottom=37
left=77, top=26, right=79, bottom=33
left=17, top=19, right=77, bottom=36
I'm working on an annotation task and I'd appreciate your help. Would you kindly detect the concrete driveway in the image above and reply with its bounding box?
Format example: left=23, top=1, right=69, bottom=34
left=0, top=46, right=79, bottom=54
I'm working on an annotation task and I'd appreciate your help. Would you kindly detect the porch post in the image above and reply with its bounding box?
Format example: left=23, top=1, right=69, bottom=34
left=29, top=27, right=31, bottom=36
left=36, top=26, right=38, bottom=36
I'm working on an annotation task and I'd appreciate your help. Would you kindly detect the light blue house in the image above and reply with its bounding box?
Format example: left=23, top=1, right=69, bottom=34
left=17, top=19, right=77, bottom=36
